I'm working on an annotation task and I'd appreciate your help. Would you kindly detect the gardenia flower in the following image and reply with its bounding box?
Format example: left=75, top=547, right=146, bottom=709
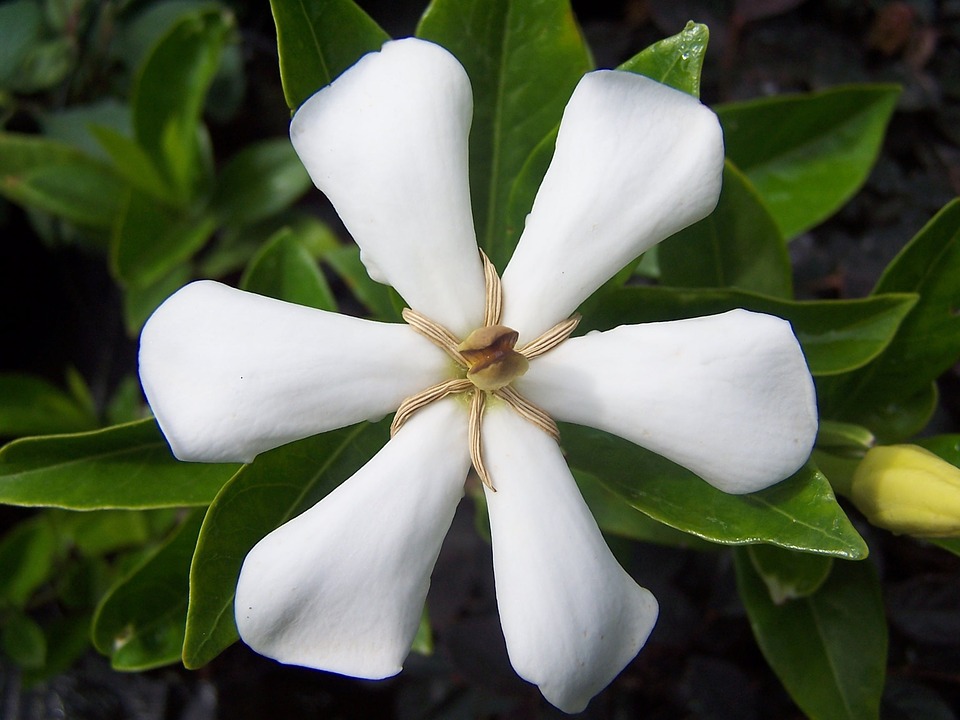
left=139, top=38, right=818, bottom=713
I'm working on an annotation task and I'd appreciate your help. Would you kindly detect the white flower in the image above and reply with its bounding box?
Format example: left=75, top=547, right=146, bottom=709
left=138, top=38, right=818, bottom=713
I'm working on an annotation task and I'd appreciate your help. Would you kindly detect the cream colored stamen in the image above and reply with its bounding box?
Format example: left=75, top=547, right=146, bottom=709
left=394, top=251, right=578, bottom=491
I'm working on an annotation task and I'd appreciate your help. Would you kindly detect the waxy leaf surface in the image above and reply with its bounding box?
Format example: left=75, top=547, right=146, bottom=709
left=717, top=85, right=899, bottom=239
left=562, top=425, right=866, bottom=558
left=0, top=420, right=238, bottom=509
left=736, top=553, right=887, bottom=720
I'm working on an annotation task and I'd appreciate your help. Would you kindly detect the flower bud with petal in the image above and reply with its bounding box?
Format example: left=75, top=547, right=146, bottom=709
left=851, top=444, right=960, bottom=537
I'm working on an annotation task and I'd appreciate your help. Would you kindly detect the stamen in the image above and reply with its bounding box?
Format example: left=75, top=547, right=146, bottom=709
left=494, top=386, right=560, bottom=441
left=518, top=314, right=581, bottom=359
left=391, top=378, right=473, bottom=436
left=397, top=248, right=577, bottom=490
left=480, top=251, right=502, bottom=327
left=402, top=308, right=467, bottom=366
left=469, top=390, right=495, bottom=491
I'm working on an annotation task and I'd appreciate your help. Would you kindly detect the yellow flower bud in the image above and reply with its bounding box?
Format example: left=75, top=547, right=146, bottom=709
left=851, top=444, right=960, bottom=537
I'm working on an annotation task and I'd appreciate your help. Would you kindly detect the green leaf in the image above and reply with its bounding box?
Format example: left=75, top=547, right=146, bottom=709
left=39, top=99, right=131, bottom=160
left=562, top=424, right=867, bottom=559
left=576, top=470, right=714, bottom=549
left=132, top=8, right=232, bottom=201
left=111, top=188, right=217, bottom=288
left=503, top=23, right=709, bottom=259
left=418, top=0, right=592, bottom=268
left=735, top=553, right=887, bottom=720
left=618, top=21, right=708, bottom=97
left=57, top=509, right=153, bottom=557
left=2, top=611, right=47, bottom=669
left=818, top=200, right=960, bottom=436
left=183, top=421, right=388, bottom=667
left=0, top=373, right=98, bottom=437
left=92, top=512, right=203, bottom=671
left=658, top=161, right=792, bottom=298
left=211, top=138, right=311, bottom=227
left=0, top=516, right=58, bottom=608
left=324, top=243, right=402, bottom=321
left=0, top=419, right=239, bottom=509
left=89, top=124, right=173, bottom=203
left=747, top=544, right=833, bottom=604
left=121, top=264, right=192, bottom=334
left=0, top=133, right=126, bottom=228
left=816, top=421, right=876, bottom=455
left=240, top=227, right=335, bottom=310
left=579, top=285, right=918, bottom=377
left=21, top=613, right=91, bottom=685
left=269, top=0, right=389, bottom=111
left=717, top=85, right=900, bottom=239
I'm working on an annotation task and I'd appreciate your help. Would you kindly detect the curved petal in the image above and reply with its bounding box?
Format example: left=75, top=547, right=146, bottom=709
left=501, top=71, right=724, bottom=342
left=139, top=280, right=451, bottom=463
left=517, top=310, right=819, bottom=494
left=482, top=405, right=658, bottom=713
left=235, top=398, right=470, bottom=678
left=290, top=38, right=485, bottom=337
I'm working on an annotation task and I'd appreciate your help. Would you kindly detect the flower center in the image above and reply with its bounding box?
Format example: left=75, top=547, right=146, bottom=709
left=393, top=251, right=579, bottom=492
left=459, top=325, right=529, bottom=391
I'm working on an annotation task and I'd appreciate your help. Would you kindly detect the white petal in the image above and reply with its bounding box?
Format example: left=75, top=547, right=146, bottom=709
left=235, top=398, right=470, bottom=678
left=482, top=405, right=658, bottom=713
left=139, top=280, right=450, bottom=463
left=501, top=71, right=724, bottom=342
left=517, top=310, right=819, bottom=494
left=290, top=38, right=485, bottom=337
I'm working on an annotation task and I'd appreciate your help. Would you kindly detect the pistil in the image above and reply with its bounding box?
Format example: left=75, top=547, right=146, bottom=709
left=394, top=251, right=579, bottom=491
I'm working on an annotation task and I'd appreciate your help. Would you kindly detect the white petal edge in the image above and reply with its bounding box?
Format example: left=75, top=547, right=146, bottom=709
left=482, top=404, right=658, bottom=713
left=516, top=309, right=819, bottom=494
left=235, top=398, right=471, bottom=678
left=501, top=71, right=724, bottom=342
left=139, top=280, right=450, bottom=463
left=290, top=38, right=486, bottom=337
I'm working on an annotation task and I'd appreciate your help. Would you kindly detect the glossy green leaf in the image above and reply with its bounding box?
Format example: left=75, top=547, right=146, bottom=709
left=736, top=553, right=887, bottom=720
left=579, top=285, right=917, bottom=377
left=618, top=21, right=708, bottom=98
left=111, top=188, right=217, bottom=288
left=658, top=161, right=792, bottom=298
left=211, top=138, right=311, bottom=227
left=240, top=227, right=335, bottom=310
left=0, top=133, right=126, bottom=228
left=0, top=419, right=239, bottom=509
left=92, top=512, right=203, bottom=671
left=816, top=421, right=876, bottom=455
left=418, top=0, right=591, bottom=268
left=819, top=200, right=960, bottom=436
left=2, top=611, right=47, bottom=668
left=577, top=470, right=714, bottom=550
left=562, top=424, right=867, bottom=558
left=917, top=434, right=960, bottom=466
left=269, top=0, right=389, bottom=111
left=747, top=544, right=833, bottom=604
left=0, top=516, right=58, bottom=608
left=183, top=421, right=388, bottom=668
left=503, top=22, right=709, bottom=260
left=0, top=373, right=98, bottom=437
left=717, top=85, right=900, bottom=239
left=132, top=8, right=232, bottom=201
